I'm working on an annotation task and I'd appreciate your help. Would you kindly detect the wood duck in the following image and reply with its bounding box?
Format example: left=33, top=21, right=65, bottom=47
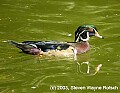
left=8, top=24, right=104, bottom=57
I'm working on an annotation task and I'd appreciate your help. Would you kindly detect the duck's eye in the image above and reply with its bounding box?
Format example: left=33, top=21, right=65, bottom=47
left=88, top=28, right=94, bottom=32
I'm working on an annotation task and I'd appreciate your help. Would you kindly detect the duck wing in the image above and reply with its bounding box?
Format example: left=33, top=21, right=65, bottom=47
left=22, top=41, right=70, bottom=52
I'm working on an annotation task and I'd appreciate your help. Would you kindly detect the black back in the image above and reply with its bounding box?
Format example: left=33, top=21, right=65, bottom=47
left=22, top=41, right=70, bottom=52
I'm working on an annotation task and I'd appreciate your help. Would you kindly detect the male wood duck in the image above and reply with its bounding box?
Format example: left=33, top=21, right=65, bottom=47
left=8, top=24, right=104, bottom=57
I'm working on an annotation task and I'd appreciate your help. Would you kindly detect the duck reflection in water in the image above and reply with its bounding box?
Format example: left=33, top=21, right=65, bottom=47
left=76, top=61, right=102, bottom=76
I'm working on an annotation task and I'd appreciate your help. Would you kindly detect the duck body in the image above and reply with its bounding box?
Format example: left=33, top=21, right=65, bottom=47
left=8, top=24, right=103, bottom=56
left=22, top=41, right=70, bottom=52
left=8, top=40, right=89, bottom=56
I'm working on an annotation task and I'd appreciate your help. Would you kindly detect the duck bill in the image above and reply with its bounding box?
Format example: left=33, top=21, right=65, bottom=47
left=95, top=31, right=104, bottom=39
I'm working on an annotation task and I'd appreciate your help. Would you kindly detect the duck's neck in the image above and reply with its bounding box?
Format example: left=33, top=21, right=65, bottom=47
left=75, top=41, right=90, bottom=54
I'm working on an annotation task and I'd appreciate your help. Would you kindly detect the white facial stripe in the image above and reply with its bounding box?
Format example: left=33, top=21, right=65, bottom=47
left=75, top=30, right=88, bottom=42
left=75, top=34, right=80, bottom=42
left=80, top=32, right=90, bottom=41
left=93, top=28, right=97, bottom=32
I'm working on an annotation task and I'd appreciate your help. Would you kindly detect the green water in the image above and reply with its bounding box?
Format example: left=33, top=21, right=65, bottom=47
left=0, top=0, right=120, bottom=93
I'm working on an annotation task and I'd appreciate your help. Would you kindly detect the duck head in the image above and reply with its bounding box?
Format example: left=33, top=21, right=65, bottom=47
left=75, top=24, right=104, bottom=42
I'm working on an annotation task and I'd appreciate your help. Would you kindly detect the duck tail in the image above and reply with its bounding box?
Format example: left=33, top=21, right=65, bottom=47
left=8, top=40, right=40, bottom=55
left=8, top=40, right=26, bottom=50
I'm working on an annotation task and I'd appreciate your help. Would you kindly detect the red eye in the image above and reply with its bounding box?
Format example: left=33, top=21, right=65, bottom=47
left=89, top=28, right=94, bottom=32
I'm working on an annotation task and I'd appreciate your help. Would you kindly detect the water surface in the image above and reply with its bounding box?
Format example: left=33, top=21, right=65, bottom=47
left=0, top=0, right=120, bottom=93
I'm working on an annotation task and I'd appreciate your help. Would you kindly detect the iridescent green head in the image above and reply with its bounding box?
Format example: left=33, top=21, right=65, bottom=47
left=81, top=24, right=96, bottom=28
left=75, top=24, right=104, bottom=42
